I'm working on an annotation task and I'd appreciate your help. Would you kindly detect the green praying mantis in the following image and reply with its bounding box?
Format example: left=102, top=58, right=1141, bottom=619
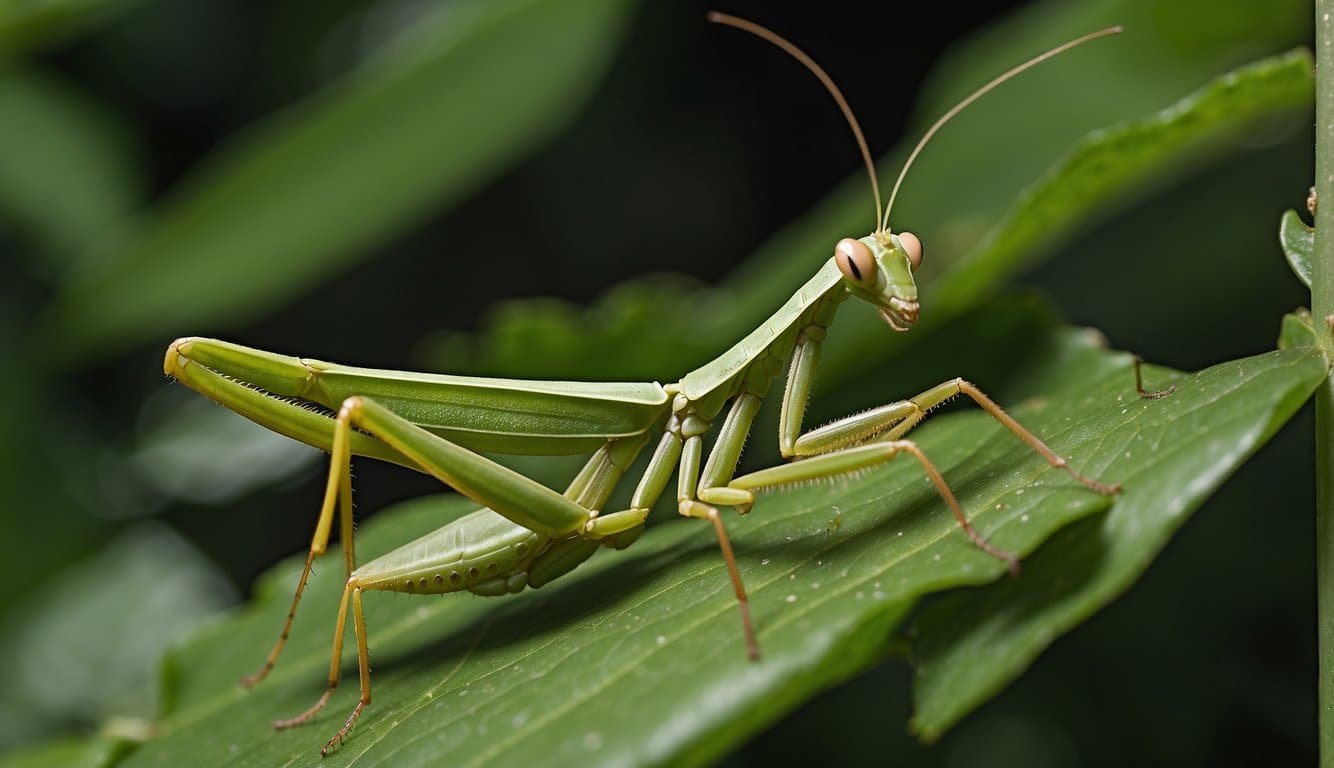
left=164, top=14, right=1126, bottom=756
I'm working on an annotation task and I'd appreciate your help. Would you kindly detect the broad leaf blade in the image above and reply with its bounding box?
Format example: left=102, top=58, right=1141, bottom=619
left=42, top=0, right=634, bottom=363
left=115, top=337, right=1319, bottom=767
left=909, top=341, right=1327, bottom=739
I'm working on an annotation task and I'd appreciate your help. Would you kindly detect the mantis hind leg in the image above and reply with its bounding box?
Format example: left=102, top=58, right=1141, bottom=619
left=241, top=407, right=356, bottom=688
left=272, top=577, right=370, bottom=758
left=265, top=396, right=653, bottom=750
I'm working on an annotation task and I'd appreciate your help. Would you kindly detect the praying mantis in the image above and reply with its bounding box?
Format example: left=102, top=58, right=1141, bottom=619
left=163, top=14, right=1124, bottom=757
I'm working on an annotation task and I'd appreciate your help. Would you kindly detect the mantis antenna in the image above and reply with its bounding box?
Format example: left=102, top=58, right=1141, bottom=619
left=881, top=25, right=1122, bottom=233
left=707, top=11, right=882, bottom=235
left=708, top=12, right=1121, bottom=239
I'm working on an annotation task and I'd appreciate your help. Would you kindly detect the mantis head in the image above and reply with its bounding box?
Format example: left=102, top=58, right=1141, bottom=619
left=835, top=233, right=922, bottom=331
left=708, top=12, right=1119, bottom=333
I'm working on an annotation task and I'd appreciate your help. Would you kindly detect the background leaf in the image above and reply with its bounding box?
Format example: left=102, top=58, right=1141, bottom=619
left=0, top=0, right=146, bottom=57
left=0, top=68, right=141, bottom=271
left=40, top=0, right=635, bottom=363
left=0, top=525, right=234, bottom=751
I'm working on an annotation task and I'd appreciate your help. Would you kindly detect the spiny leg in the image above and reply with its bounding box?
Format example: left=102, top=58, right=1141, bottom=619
left=770, top=333, right=1117, bottom=567
left=729, top=441, right=1021, bottom=573
left=273, top=580, right=353, bottom=730
left=782, top=334, right=1117, bottom=494
left=793, top=378, right=1118, bottom=494
left=321, top=586, right=369, bottom=757
left=892, top=377, right=1120, bottom=495
left=242, top=406, right=356, bottom=688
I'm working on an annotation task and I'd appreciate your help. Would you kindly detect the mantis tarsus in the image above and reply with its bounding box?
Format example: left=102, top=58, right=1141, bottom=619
left=164, top=14, right=1124, bottom=757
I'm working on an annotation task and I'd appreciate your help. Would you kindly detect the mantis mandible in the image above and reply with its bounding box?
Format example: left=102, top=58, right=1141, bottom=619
left=163, top=14, right=1122, bottom=756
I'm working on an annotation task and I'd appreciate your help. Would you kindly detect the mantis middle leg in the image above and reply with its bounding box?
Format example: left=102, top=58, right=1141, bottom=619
left=673, top=328, right=1122, bottom=656
left=721, top=331, right=1117, bottom=568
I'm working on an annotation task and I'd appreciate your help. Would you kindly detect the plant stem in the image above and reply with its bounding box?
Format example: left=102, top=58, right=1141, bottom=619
left=1316, top=2, right=1334, bottom=764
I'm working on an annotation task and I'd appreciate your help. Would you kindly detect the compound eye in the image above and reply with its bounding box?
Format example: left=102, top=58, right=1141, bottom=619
left=898, top=231, right=923, bottom=272
left=834, top=238, right=876, bottom=287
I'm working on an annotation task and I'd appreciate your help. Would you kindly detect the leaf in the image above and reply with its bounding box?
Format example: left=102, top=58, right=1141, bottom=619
left=129, top=393, right=320, bottom=506
left=0, top=524, right=235, bottom=751
left=420, top=19, right=1313, bottom=383
left=0, top=735, right=126, bottom=768
left=1280, top=208, right=1314, bottom=288
left=41, top=0, right=635, bottom=363
left=1279, top=307, right=1320, bottom=350
left=110, top=335, right=1320, bottom=767
left=908, top=338, right=1327, bottom=739
left=0, top=0, right=146, bottom=57
left=0, top=68, right=141, bottom=271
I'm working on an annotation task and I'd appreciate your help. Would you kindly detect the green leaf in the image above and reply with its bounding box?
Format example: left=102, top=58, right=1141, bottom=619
left=0, top=734, right=126, bottom=768
left=0, top=0, right=146, bottom=57
left=1280, top=208, right=1314, bottom=288
left=111, top=335, right=1319, bottom=767
left=0, top=525, right=234, bottom=751
left=41, top=0, right=634, bottom=363
left=1279, top=308, right=1320, bottom=350
left=908, top=342, right=1326, bottom=739
left=421, top=19, right=1313, bottom=383
left=129, top=394, right=320, bottom=506
left=0, top=68, right=141, bottom=271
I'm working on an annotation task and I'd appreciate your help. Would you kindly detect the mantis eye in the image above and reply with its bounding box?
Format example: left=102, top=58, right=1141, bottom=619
left=835, top=238, right=876, bottom=287
left=898, top=231, right=923, bottom=272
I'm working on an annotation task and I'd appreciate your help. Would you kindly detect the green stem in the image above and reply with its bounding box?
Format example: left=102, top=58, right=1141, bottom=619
left=1316, top=3, right=1334, bottom=764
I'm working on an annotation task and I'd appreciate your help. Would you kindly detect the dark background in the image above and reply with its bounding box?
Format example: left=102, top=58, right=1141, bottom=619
left=0, top=0, right=1318, bottom=765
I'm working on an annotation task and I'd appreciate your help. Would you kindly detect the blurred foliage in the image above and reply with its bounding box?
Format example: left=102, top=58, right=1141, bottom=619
left=40, top=0, right=635, bottom=362
left=0, top=67, right=141, bottom=271
left=0, top=525, right=234, bottom=748
left=0, top=0, right=1323, bottom=764
left=0, top=0, right=147, bottom=58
